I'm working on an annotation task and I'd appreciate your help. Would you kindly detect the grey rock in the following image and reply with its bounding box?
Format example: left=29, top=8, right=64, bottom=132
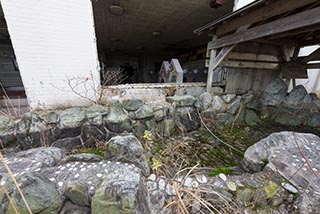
left=147, top=181, right=157, bottom=192
left=216, top=113, right=234, bottom=125
left=314, top=100, right=320, bottom=110
left=65, top=183, right=90, bottom=206
left=285, top=85, right=312, bottom=106
left=149, top=190, right=165, bottom=211
left=199, top=92, right=212, bottom=110
left=134, top=105, right=154, bottom=120
left=166, top=95, right=196, bottom=107
left=245, top=109, right=259, bottom=125
left=91, top=166, right=149, bottom=214
left=153, top=106, right=167, bottom=122
left=59, top=201, right=90, bottom=214
left=81, top=124, right=109, bottom=147
left=0, top=173, right=62, bottom=214
left=104, top=101, right=132, bottom=133
left=105, top=135, right=149, bottom=176
left=227, top=96, right=241, bottom=115
left=308, top=113, right=320, bottom=128
left=236, top=188, right=253, bottom=206
left=244, top=93, right=262, bottom=111
left=86, top=104, right=109, bottom=124
left=211, top=95, right=226, bottom=113
left=242, top=132, right=320, bottom=195
left=261, top=79, right=288, bottom=106
left=38, top=111, right=60, bottom=125
left=60, top=153, right=103, bottom=164
left=282, top=183, right=298, bottom=194
left=273, top=109, right=304, bottom=126
left=174, top=107, right=200, bottom=132
left=159, top=119, right=175, bottom=137
left=59, top=108, right=87, bottom=128
left=51, top=136, right=83, bottom=152
left=222, top=94, right=236, bottom=103
left=122, top=99, right=143, bottom=111
left=0, top=115, right=15, bottom=135
left=158, top=178, right=166, bottom=191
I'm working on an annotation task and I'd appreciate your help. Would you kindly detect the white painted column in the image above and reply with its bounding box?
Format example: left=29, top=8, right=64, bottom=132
left=1, top=0, right=100, bottom=109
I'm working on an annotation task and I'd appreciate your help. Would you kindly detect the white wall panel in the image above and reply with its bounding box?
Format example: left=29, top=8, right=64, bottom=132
left=1, top=0, right=100, bottom=109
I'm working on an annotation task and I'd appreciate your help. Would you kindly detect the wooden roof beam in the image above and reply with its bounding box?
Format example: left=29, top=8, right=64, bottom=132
left=216, top=0, right=319, bottom=36
left=209, top=6, right=320, bottom=50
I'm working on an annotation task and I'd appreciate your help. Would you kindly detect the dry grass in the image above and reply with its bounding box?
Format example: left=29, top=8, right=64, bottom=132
left=0, top=140, right=32, bottom=214
left=165, top=165, right=240, bottom=214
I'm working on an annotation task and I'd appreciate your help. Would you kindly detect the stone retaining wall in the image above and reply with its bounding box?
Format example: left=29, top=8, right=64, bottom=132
left=0, top=79, right=319, bottom=152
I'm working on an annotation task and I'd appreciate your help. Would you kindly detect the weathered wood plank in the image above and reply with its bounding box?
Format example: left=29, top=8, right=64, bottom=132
left=221, top=60, right=279, bottom=70
left=206, top=36, right=217, bottom=92
left=209, top=7, right=320, bottom=50
left=227, top=52, right=281, bottom=62
left=216, top=0, right=319, bottom=35
left=307, top=63, right=320, bottom=69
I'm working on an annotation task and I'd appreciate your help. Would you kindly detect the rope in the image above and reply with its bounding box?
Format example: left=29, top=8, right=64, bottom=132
left=196, top=107, right=244, bottom=155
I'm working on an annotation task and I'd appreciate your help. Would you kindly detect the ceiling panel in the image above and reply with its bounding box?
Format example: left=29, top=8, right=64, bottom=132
left=92, top=0, right=234, bottom=55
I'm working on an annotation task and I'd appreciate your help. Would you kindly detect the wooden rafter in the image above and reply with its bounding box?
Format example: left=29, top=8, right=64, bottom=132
left=209, top=6, right=320, bottom=50
left=302, top=47, right=320, bottom=63
left=215, top=0, right=319, bottom=36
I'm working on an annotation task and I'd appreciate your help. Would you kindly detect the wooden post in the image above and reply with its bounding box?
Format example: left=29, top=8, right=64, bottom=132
left=206, top=35, right=217, bottom=93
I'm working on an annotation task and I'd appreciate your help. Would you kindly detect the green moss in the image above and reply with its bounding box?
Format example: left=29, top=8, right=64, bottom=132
left=264, top=181, right=278, bottom=199
left=210, top=167, right=233, bottom=176
left=76, top=147, right=106, bottom=157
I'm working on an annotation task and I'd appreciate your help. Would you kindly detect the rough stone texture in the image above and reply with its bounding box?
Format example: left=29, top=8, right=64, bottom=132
left=122, top=99, right=142, bottom=111
left=285, top=85, right=312, bottom=106
left=59, top=201, right=90, bottom=214
left=159, top=119, right=175, bottom=137
left=245, top=109, right=259, bottom=125
left=198, top=92, right=212, bottom=110
left=105, top=135, right=149, bottom=176
left=105, top=101, right=132, bottom=133
left=227, top=96, right=241, bottom=115
left=166, top=95, right=196, bottom=107
left=211, top=95, right=226, bottom=113
left=242, top=132, right=320, bottom=213
left=0, top=173, right=62, bottom=214
left=221, top=94, right=236, bottom=103
left=65, top=183, right=90, bottom=206
left=261, top=79, right=288, bottom=106
left=243, top=132, right=320, bottom=191
left=174, top=107, right=200, bottom=132
left=152, top=106, right=167, bottom=122
left=85, top=104, right=109, bottom=124
left=133, top=105, right=154, bottom=120
left=91, top=166, right=149, bottom=214
left=59, top=108, right=87, bottom=128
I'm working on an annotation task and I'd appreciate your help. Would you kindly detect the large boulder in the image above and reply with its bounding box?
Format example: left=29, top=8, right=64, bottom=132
left=59, top=108, right=87, bottom=128
left=261, top=79, right=288, bottom=106
left=211, top=95, right=226, bottom=113
left=285, top=85, right=312, bottom=106
left=104, top=101, right=132, bottom=133
left=0, top=173, right=62, bottom=214
left=241, top=132, right=320, bottom=213
left=91, top=165, right=150, bottom=214
left=166, top=95, right=196, bottom=107
left=244, top=131, right=320, bottom=213
left=105, top=135, right=149, bottom=176
left=198, top=92, right=212, bottom=110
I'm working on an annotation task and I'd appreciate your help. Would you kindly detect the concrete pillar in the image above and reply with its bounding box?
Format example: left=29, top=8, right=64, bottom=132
left=1, top=0, right=100, bottom=109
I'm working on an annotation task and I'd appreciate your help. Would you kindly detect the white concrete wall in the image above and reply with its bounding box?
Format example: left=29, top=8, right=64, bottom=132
left=233, top=0, right=254, bottom=11
left=1, top=0, right=100, bottom=109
